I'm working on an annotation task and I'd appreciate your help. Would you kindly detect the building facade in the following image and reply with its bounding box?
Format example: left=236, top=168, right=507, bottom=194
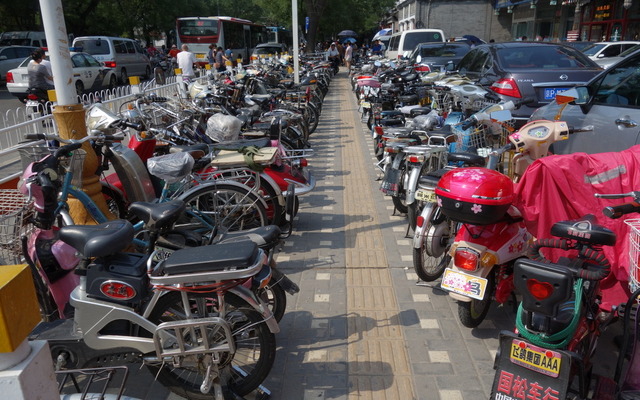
left=385, top=0, right=640, bottom=43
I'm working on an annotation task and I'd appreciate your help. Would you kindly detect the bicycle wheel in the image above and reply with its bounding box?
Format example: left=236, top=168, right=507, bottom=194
left=256, top=282, right=287, bottom=323
left=101, top=185, right=127, bottom=219
left=147, top=291, right=276, bottom=398
left=177, top=183, right=268, bottom=233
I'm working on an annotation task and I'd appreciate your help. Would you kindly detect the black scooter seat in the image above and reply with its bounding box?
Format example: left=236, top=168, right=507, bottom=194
left=128, top=200, right=186, bottom=233
left=550, top=215, right=616, bottom=246
left=215, top=225, right=282, bottom=250
left=163, top=241, right=260, bottom=275
left=418, top=169, right=448, bottom=187
left=59, top=220, right=134, bottom=258
left=447, top=152, right=486, bottom=167
left=213, top=138, right=271, bottom=151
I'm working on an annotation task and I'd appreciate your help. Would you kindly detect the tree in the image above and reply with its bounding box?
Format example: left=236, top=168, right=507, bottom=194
left=302, top=0, right=328, bottom=53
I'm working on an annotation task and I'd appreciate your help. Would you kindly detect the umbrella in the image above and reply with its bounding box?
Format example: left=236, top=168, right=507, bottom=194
left=337, top=30, right=357, bottom=37
left=373, top=28, right=392, bottom=40
left=341, top=37, right=356, bottom=44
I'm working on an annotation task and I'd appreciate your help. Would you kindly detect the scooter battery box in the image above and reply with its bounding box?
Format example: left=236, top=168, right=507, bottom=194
left=435, top=167, right=514, bottom=225
left=86, top=252, right=149, bottom=306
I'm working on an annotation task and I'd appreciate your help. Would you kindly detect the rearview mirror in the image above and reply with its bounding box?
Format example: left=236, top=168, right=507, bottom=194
left=490, top=110, right=512, bottom=122
left=555, top=87, right=589, bottom=105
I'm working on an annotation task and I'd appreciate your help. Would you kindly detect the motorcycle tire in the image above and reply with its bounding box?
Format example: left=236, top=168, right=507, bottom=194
left=391, top=194, right=408, bottom=214
left=412, top=206, right=454, bottom=282
left=147, top=291, right=276, bottom=398
left=256, top=281, right=287, bottom=323
left=458, top=271, right=495, bottom=328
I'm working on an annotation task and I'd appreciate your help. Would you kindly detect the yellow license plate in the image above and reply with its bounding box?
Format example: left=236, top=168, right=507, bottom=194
left=361, top=101, right=371, bottom=108
left=196, top=54, right=206, bottom=59
left=441, top=268, right=488, bottom=300
left=510, top=339, right=562, bottom=378
left=415, top=188, right=436, bottom=202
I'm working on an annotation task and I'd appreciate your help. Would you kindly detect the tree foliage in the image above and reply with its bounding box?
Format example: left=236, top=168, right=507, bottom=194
left=0, top=0, right=394, bottom=50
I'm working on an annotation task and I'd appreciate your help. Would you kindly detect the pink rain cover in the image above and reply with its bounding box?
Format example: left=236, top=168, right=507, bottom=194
left=514, top=145, right=640, bottom=310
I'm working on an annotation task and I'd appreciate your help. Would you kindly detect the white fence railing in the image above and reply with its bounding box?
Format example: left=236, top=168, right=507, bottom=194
left=0, top=75, right=202, bottom=185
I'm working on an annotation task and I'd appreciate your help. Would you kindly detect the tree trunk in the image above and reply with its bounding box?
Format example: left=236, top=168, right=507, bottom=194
left=303, top=0, right=328, bottom=53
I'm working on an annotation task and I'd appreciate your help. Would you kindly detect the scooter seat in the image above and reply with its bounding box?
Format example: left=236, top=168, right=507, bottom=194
left=410, top=107, right=432, bottom=117
left=128, top=199, right=186, bottom=233
left=163, top=241, right=260, bottom=274
left=214, top=225, right=282, bottom=250
left=59, top=220, right=134, bottom=258
left=550, top=216, right=617, bottom=246
left=379, top=119, right=405, bottom=127
left=169, top=144, right=209, bottom=159
left=212, top=138, right=271, bottom=151
left=418, top=169, right=447, bottom=188
left=447, top=152, right=486, bottom=167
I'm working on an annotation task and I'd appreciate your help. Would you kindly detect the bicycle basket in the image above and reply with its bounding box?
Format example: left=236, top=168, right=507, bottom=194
left=626, top=219, right=640, bottom=292
left=0, top=189, right=31, bottom=264
left=18, top=145, right=55, bottom=170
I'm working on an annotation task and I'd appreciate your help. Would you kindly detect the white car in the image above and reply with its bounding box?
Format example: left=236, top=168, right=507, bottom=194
left=582, top=41, right=640, bottom=61
left=6, top=52, right=118, bottom=102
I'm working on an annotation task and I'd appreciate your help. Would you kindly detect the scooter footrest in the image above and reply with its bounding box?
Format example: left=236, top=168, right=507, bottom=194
left=153, top=317, right=234, bottom=359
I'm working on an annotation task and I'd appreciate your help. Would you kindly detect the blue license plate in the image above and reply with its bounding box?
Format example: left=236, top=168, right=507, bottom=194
left=543, top=88, right=568, bottom=101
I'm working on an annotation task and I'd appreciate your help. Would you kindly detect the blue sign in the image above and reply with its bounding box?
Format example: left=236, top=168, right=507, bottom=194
left=305, top=17, right=310, bottom=33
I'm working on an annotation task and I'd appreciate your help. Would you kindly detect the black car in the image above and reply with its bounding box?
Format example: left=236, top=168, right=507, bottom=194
left=408, top=42, right=470, bottom=72
left=455, top=42, right=602, bottom=123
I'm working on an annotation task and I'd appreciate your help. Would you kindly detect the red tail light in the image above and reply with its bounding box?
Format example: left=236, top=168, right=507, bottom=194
left=416, top=216, right=425, bottom=228
left=490, top=78, right=522, bottom=98
left=104, top=61, right=117, bottom=68
left=299, top=158, right=308, bottom=168
left=6, top=72, right=14, bottom=83
left=414, top=64, right=431, bottom=72
left=408, top=155, right=425, bottom=163
left=454, top=249, right=479, bottom=271
left=526, top=279, right=554, bottom=300
left=27, top=94, right=39, bottom=100
left=374, top=126, right=384, bottom=136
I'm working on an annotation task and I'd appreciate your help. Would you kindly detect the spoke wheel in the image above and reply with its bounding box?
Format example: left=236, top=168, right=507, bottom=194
left=147, top=292, right=276, bottom=398
left=177, top=183, right=268, bottom=233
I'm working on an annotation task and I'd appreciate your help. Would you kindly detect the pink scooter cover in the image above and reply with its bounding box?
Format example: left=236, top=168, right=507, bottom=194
left=514, top=144, right=640, bottom=310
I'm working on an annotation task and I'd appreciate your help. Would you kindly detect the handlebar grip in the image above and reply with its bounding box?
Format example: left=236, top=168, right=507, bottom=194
left=460, top=119, right=476, bottom=130
left=516, top=97, right=536, bottom=107
left=25, top=133, right=47, bottom=141
left=122, top=120, right=144, bottom=131
left=53, top=143, right=82, bottom=160
left=603, top=202, right=640, bottom=219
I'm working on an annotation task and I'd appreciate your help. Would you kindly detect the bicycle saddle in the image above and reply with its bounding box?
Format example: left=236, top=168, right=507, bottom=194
left=129, top=199, right=186, bottom=233
left=550, top=215, right=616, bottom=247
left=59, top=220, right=134, bottom=258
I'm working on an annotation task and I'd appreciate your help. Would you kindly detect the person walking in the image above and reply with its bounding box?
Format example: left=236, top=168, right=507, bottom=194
left=176, top=44, right=196, bottom=81
left=344, top=42, right=353, bottom=72
left=207, top=44, right=215, bottom=68
left=214, top=46, right=228, bottom=72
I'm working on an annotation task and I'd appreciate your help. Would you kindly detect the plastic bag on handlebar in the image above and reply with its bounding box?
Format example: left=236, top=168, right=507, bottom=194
left=409, top=110, right=443, bottom=131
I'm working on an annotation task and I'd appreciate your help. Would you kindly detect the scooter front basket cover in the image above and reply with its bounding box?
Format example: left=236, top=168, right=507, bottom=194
left=435, top=167, right=514, bottom=225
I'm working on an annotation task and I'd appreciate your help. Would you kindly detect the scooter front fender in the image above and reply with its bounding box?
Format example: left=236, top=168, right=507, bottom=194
left=405, top=164, right=422, bottom=205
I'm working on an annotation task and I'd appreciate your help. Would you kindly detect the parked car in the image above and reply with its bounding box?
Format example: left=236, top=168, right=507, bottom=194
left=386, top=29, right=446, bottom=60
left=530, top=48, right=640, bottom=154
left=6, top=52, right=118, bottom=102
left=455, top=42, right=602, bottom=123
left=581, top=41, right=640, bottom=61
left=0, top=31, right=47, bottom=48
left=0, top=45, right=38, bottom=82
left=594, top=43, right=640, bottom=69
left=72, top=36, right=151, bottom=84
left=561, top=41, right=594, bottom=52
left=251, top=43, right=288, bottom=60
left=408, top=42, right=470, bottom=72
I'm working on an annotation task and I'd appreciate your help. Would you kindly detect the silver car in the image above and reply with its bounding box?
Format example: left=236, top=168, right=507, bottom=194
left=530, top=48, right=640, bottom=154
left=0, top=45, right=37, bottom=81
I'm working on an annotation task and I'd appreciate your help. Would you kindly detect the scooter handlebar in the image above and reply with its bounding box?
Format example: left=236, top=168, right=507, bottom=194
left=603, top=202, right=640, bottom=219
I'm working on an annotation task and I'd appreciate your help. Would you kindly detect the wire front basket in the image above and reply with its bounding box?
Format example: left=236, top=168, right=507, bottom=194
left=0, top=189, right=30, bottom=265
left=625, top=219, right=640, bottom=292
left=452, top=120, right=514, bottom=157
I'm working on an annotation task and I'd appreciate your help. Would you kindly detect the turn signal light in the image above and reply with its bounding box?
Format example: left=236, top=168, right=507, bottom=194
left=490, top=78, right=522, bottom=98
left=454, top=249, right=479, bottom=271
left=526, top=278, right=554, bottom=300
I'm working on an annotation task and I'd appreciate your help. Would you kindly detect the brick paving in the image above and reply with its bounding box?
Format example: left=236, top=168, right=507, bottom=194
left=116, top=71, right=620, bottom=400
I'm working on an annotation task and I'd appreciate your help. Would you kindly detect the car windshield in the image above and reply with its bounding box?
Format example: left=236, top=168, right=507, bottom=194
left=582, top=43, right=606, bottom=56
left=418, top=44, right=468, bottom=58
left=618, top=44, right=640, bottom=58
left=74, top=39, right=110, bottom=55
left=497, top=45, right=595, bottom=69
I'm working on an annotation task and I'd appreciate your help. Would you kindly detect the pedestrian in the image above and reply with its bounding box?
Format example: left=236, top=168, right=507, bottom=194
left=28, top=49, right=54, bottom=100
left=207, top=44, right=215, bottom=68
left=214, top=46, right=228, bottom=72
left=344, top=42, right=353, bottom=72
left=371, top=40, right=382, bottom=56
left=336, top=41, right=345, bottom=65
left=176, top=44, right=196, bottom=80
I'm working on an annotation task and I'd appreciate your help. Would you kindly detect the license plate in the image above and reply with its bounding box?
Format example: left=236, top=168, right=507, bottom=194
left=509, top=339, right=562, bottom=378
left=415, top=188, right=436, bottom=202
left=380, top=168, right=401, bottom=196
left=441, top=268, right=488, bottom=300
left=361, top=101, right=371, bottom=108
left=196, top=53, right=206, bottom=59
left=543, top=87, right=568, bottom=100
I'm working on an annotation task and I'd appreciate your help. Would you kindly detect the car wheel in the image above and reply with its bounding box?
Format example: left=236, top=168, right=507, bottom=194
left=108, top=74, right=117, bottom=90
left=120, top=68, right=128, bottom=85
left=75, top=81, right=84, bottom=96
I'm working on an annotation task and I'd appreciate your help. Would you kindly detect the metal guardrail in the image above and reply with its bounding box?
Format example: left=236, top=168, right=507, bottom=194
left=0, top=75, right=207, bottom=185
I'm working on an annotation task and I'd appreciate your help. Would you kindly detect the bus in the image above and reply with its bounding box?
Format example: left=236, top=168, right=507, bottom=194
left=175, top=16, right=268, bottom=65
left=267, top=26, right=293, bottom=49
